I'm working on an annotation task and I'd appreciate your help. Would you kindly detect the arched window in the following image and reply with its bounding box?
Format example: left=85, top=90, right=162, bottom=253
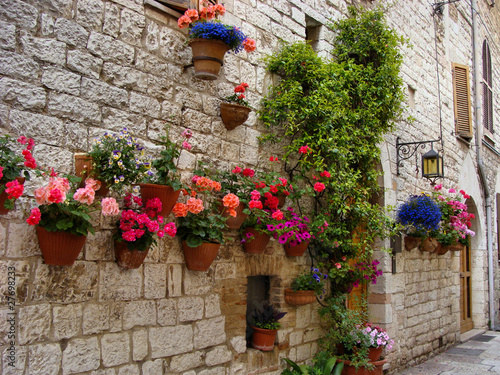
left=483, top=40, right=493, bottom=133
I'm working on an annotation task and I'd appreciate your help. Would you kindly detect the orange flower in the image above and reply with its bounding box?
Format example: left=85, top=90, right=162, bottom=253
left=212, top=181, right=221, bottom=191
left=185, top=8, right=199, bottom=22
left=228, top=208, right=237, bottom=217
left=177, top=14, right=191, bottom=28
left=243, top=38, right=256, bottom=52
left=186, top=197, right=204, bottom=214
left=223, top=193, right=239, bottom=210
left=213, top=3, right=225, bottom=16
left=172, top=203, right=188, bottom=217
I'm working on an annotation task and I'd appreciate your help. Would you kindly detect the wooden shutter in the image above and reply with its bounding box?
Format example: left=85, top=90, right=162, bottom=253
left=452, top=63, right=473, bottom=139
left=145, top=0, right=217, bottom=18
left=483, top=41, right=494, bottom=133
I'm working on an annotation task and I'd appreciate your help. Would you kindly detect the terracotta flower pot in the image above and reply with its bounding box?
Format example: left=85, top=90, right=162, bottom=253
left=434, top=243, right=450, bottom=255
left=139, top=183, right=180, bottom=218
left=420, top=237, right=438, bottom=252
left=188, top=38, right=230, bottom=80
left=74, top=154, right=109, bottom=196
left=284, top=241, right=309, bottom=257
left=220, top=201, right=248, bottom=230
left=251, top=326, right=277, bottom=351
left=36, top=226, right=86, bottom=266
left=367, top=346, right=383, bottom=362
left=182, top=241, right=221, bottom=271
left=449, top=243, right=465, bottom=251
left=114, top=240, right=149, bottom=269
left=404, top=235, right=422, bottom=251
left=285, top=289, right=316, bottom=305
left=242, top=228, right=270, bottom=254
left=220, top=102, right=251, bottom=130
left=0, top=177, right=25, bottom=215
left=338, top=358, right=387, bottom=375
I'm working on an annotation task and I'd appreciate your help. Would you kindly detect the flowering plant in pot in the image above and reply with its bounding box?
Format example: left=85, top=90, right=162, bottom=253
left=173, top=175, right=239, bottom=271
left=249, top=303, right=287, bottom=351
left=139, top=127, right=189, bottom=217
left=430, top=185, right=475, bottom=252
left=84, top=128, right=148, bottom=195
left=285, top=267, right=328, bottom=305
left=0, top=134, right=37, bottom=213
left=396, top=194, right=442, bottom=251
left=268, top=207, right=314, bottom=256
left=220, top=82, right=252, bottom=130
left=113, top=193, right=177, bottom=269
left=177, top=3, right=256, bottom=80
left=26, top=174, right=119, bottom=266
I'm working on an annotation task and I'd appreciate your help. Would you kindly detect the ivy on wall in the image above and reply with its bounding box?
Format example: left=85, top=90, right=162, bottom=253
left=259, top=6, right=407, bottom=293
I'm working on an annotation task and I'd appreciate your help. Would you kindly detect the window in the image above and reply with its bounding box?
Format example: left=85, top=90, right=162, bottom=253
left=144, top=0, right=217, bottom=18
left=483, top=40, right=494, bottom=134
left=246, top=276, right=270, bottom=345
left=452, top=63, right=473, bottom=139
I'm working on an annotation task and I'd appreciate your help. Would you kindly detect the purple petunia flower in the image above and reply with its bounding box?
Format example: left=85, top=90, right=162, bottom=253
left=278, top=235, right=288, bottom=244
left=267, top=224, right=276, bottom=231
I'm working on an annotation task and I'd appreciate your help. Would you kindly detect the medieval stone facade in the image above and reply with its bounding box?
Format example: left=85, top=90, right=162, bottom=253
left=0, top=0, right=498, bottom=374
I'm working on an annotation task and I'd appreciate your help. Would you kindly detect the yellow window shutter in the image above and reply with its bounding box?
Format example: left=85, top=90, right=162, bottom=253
left=452, top=63, right=473, bottom=139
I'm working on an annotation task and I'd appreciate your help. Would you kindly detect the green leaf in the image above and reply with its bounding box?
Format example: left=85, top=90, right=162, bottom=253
left=186, top=235, right=203, bottom=248
left=282, top=358, right=304, bottom=374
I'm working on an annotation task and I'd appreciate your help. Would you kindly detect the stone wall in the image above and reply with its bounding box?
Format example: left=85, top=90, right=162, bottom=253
left=0, top=0, right=499, bottom=374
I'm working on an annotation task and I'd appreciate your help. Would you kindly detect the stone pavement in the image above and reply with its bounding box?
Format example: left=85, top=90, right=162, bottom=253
left=397, top=330, right=500, bottom=374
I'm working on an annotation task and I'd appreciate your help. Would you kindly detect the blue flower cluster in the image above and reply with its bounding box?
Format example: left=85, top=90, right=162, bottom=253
left=397, top=194, right=442, bottom=233
left=189, top=21, right=247, bottom=53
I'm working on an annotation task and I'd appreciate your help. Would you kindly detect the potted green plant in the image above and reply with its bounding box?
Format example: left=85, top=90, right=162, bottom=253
left=220, top=82, right=252, bottom=130
left=249, top=303, right=286, bottom=351
left=0, top=134, right=37, bottom=214
left=113, top=193, right=177, bottom=269
left=396, top=194, right=442, bottom=252
left=173, top=175, right=238, bottom=271
left=26, top=174, right=119, bottom=266
left=177, top=3, right=256, bottom=80
left=285, top=267, right=327, bottom=306
left=281, top=355, right=344, bottom=375
left=139, top=127, right=186, bottom=218
left=81, top=128, right=148, bottom=195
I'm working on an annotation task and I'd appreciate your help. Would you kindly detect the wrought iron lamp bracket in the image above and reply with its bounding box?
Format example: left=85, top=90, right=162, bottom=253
left=396, top=137, right=441, bottom=175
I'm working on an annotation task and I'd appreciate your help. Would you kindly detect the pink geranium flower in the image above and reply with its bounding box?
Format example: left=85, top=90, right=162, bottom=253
left=73, top=187, right=95, bottom=205
left=26, top=207, right=41, bottom=226
left=314, top=182, right=326, bottom=193
left=101, top=197, right=120, bottom=216
left=5, top=179, right=24, bottom=199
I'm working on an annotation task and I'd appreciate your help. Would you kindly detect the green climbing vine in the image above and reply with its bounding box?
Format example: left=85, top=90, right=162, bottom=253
left=259, top=6, right=407, bottom=293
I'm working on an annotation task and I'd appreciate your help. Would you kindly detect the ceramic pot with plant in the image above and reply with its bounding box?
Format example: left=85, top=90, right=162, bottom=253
left=285, top=268, right=327, bottom=306
left=249, top=303, right=286, bottom=351
left=113, top=193, right=177, bottom=269
left=177, top=3, right=256, bottom=80
left=84, top=128, right=148, bottom=195
left=139, top=127, right=188, bottom=217
left=26, top=175, right=119, bottom=266
left=220, top=83, right=252, bottom=130
left=0, top=134, right=37, bottom=214
left=174, top=175, right=238, bottom=271
left=281, top=357, right=344, bottom=375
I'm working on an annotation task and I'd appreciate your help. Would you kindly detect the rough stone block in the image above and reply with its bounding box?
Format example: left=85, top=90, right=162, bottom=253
left=53, top=304, right=82, bottom=340
left=0, top=51, right=41, bottom=81
left=28, top=343, right=62, bottom=375
left=167, top=264, right=183, bottom=297
left=205, top=345, right=232, bottom=366
left=62, top=337, right=100, bottom=374
left=296, top=343, right=312, bottom=362
left=135, top=50, right=169, bottom=76
left=132, top=328, right=148, bottom=361
left=130, top=91, right=161, bottom=118
left=81, top=77, right=129, bottom=109
left=157, top=298, right=177, bottom=326
left=142, top=359, right=163, bottom=375
left=102, top=63, right=149, bottom=92
left=18, top=305, right=51, bottom=345
left=144, top=263, right=167, bottom=299
left=117, top=364, right=140, bottom=375
left=205, top=294, right=221, bottom=318
left=76, top=0, right=104, bottom=29
left=0, top=21, right=16, bottom=50
left=0, top=260, right=31, bottom=306
left=32, top=261, right=98, bottom=304
left=120, top=7, right=145, bottom=46
left=230, top=336, right=246, bottom=354
left=20, top=32, right=66, bottom=65
left=5, top=221, right=40, bottom=258
left=169, top=351, right=204, bottom=372
left=83, top=303, right=110, bottom=335
left=0, top=0, right=38, bottom=29
left=99, top=262, right=142, bottom=301
left=67, top=49, right=102, bottom=79
left=144, top=20, right=159, bottom=51
left=87, top=31, right=135, bottom=65
left=198, top=367, right=226, bottom=375
left=103, top=2, right=120, bottom=37
left=101, top=332, right=130, bottom=367
left=55, top=18, right=89, bottom=47
left=102, top=107, right=147, bottom=135
left=123, top=300, right=157, bottom=329
left=194, top=316, right=226, bottom=349
left=10, top=110, right=65, bottom=147
left=2, top=345, right=27, bottom=375
left=149, top=325, right=194, bottom=358
left=184, top=268, right=214, bottom=296
left=85, top=230, right=114, bottom=261
left=48, top=92, right=101, bottom=123
left=42, top=66, right=81, bottom=96
left=178, top=296, right=204, bottom=322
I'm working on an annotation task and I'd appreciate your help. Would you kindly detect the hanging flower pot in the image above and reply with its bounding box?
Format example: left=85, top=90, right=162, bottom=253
left=220, top=102, right=251, bottom=130
left=242, top=228, right=270, bottom=254
left=404, top=235, right=422, bottom=251
left=36, top=226, right=87, bottom=266
left=188, top=39, right=230, bottom=80
left=251, top=326, right=277, bottom=351
left=284, top=289, right=316, bottom=306
left=284, top=241, right=309, bottom=257
left=220, top=201, right=247, bottom=230
left=0, top=177, right=25, bottom=215
left=139, top=184, right=180, bottom=218
left=434, top=243, right=450, bottom=255
left=420, top=237, right=438, bottom=252
left=182, top=241, right=221, bottom=271
left=74, top=154, right=109, bottom=196
left=449, top=242, right=465, bottom=251
left=114, top=240, right=149, bottom=269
